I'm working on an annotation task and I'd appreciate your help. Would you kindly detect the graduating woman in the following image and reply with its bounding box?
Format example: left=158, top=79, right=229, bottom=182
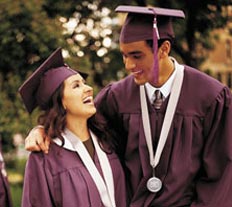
left=19, top=48, right=127, bottom=207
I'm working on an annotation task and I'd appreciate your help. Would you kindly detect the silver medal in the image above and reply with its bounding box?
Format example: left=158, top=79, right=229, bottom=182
left=147, top=176, right=162, bottom=192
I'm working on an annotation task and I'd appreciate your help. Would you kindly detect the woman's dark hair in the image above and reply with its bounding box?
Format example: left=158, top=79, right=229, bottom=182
left=37, top=82, right=115, bottom=152
left=87, top=115, right=116, bottom=153
left=37, top=83, right=66, bottom=143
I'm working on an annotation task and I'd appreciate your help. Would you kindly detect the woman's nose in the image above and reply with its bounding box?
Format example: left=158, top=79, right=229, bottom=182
left=85, top=84, right=93, bottom=93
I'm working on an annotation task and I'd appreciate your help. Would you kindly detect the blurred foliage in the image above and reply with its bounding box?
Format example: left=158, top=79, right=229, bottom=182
left=7, top=157, right=26, bottom=207
left=10, top=183, right=23, bottom=207
left=0, top=0, right=66, bottom=78
left=0, top=0, right=231, bottom=153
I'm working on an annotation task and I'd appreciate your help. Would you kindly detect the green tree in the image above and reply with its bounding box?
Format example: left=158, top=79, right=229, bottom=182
left=0, top=0, right=67, bottom=78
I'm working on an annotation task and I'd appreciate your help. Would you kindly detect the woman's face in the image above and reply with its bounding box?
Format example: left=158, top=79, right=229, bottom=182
left=62, top=73, right=96, bottom=120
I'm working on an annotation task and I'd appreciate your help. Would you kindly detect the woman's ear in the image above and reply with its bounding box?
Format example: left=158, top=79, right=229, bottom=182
left=62, top=100, right=67, bottom=111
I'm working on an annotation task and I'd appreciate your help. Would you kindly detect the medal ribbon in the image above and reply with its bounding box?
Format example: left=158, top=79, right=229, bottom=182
left=140, top=65, right=184, bottom=170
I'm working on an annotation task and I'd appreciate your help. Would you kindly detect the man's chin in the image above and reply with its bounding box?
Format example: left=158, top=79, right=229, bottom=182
left=133, top=77, right=146, bottom=85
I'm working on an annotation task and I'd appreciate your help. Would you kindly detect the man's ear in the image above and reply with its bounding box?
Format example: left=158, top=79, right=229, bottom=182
left=159, top=40, right=171, bottom=58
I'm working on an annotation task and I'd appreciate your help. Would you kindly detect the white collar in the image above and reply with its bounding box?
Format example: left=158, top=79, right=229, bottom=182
left=53, top=131, right=75, bottom=151
left=53, top=129, right=116, bottom=207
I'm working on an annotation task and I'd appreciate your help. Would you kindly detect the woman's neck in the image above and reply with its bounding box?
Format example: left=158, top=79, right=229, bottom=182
left=66, top=116, right=90, bottom=142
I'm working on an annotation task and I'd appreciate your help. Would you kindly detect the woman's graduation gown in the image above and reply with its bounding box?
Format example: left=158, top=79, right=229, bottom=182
left=21, top=135, right=127, bottom=207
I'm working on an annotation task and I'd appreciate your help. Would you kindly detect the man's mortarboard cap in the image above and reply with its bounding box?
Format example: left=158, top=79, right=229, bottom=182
left=19, top=47, right=88, bottom=113
left=115, top=5, right=185, bottom=43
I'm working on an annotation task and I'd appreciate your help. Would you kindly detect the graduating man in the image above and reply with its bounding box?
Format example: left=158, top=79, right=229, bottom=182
left=25, top=5, right=232, bottom=207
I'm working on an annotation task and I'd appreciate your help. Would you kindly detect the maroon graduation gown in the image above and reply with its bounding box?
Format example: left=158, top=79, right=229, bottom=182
left=21, top=142, right=127, bottom=207
left=0, top=144, right=13, bottom=207
left=94, top=65, right=232, bottom=207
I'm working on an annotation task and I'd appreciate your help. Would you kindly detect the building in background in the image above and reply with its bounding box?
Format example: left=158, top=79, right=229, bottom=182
left=201, top=6, right=232, bottom=89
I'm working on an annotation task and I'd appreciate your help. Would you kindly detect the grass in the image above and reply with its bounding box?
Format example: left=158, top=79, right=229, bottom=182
left=6, top=157, right=27, bottom=207
left=10, top=183, right=23, bottom=207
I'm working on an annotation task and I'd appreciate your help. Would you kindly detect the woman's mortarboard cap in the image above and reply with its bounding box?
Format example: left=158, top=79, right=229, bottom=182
left=19, top=47, right=88, bottom=113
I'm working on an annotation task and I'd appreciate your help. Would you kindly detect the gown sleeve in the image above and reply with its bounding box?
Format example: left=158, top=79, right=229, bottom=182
left=94, top=84, right=128, bottom=159
left=21, top=152, right=55, bottom=207
left=191, top=87, right=232, bottom=207
left=95, top=84, right=119, bottom=125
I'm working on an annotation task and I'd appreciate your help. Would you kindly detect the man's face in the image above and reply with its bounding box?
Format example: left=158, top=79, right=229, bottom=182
left=120, top=40, right=156, bottom=85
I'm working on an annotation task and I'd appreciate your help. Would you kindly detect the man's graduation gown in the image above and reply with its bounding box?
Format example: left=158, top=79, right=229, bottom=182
left=94, top=65, right=232, bottom=207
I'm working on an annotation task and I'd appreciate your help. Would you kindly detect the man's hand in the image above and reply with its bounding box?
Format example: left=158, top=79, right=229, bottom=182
left=25, top=126, right=50, bottom=154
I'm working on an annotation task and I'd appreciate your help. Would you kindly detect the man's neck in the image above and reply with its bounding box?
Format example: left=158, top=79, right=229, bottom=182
left=153, top=57, right=174, bottom=87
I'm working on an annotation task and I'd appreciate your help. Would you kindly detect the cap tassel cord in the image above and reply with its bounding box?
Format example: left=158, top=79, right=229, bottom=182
left=152, top=15, right=160, bottom=85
